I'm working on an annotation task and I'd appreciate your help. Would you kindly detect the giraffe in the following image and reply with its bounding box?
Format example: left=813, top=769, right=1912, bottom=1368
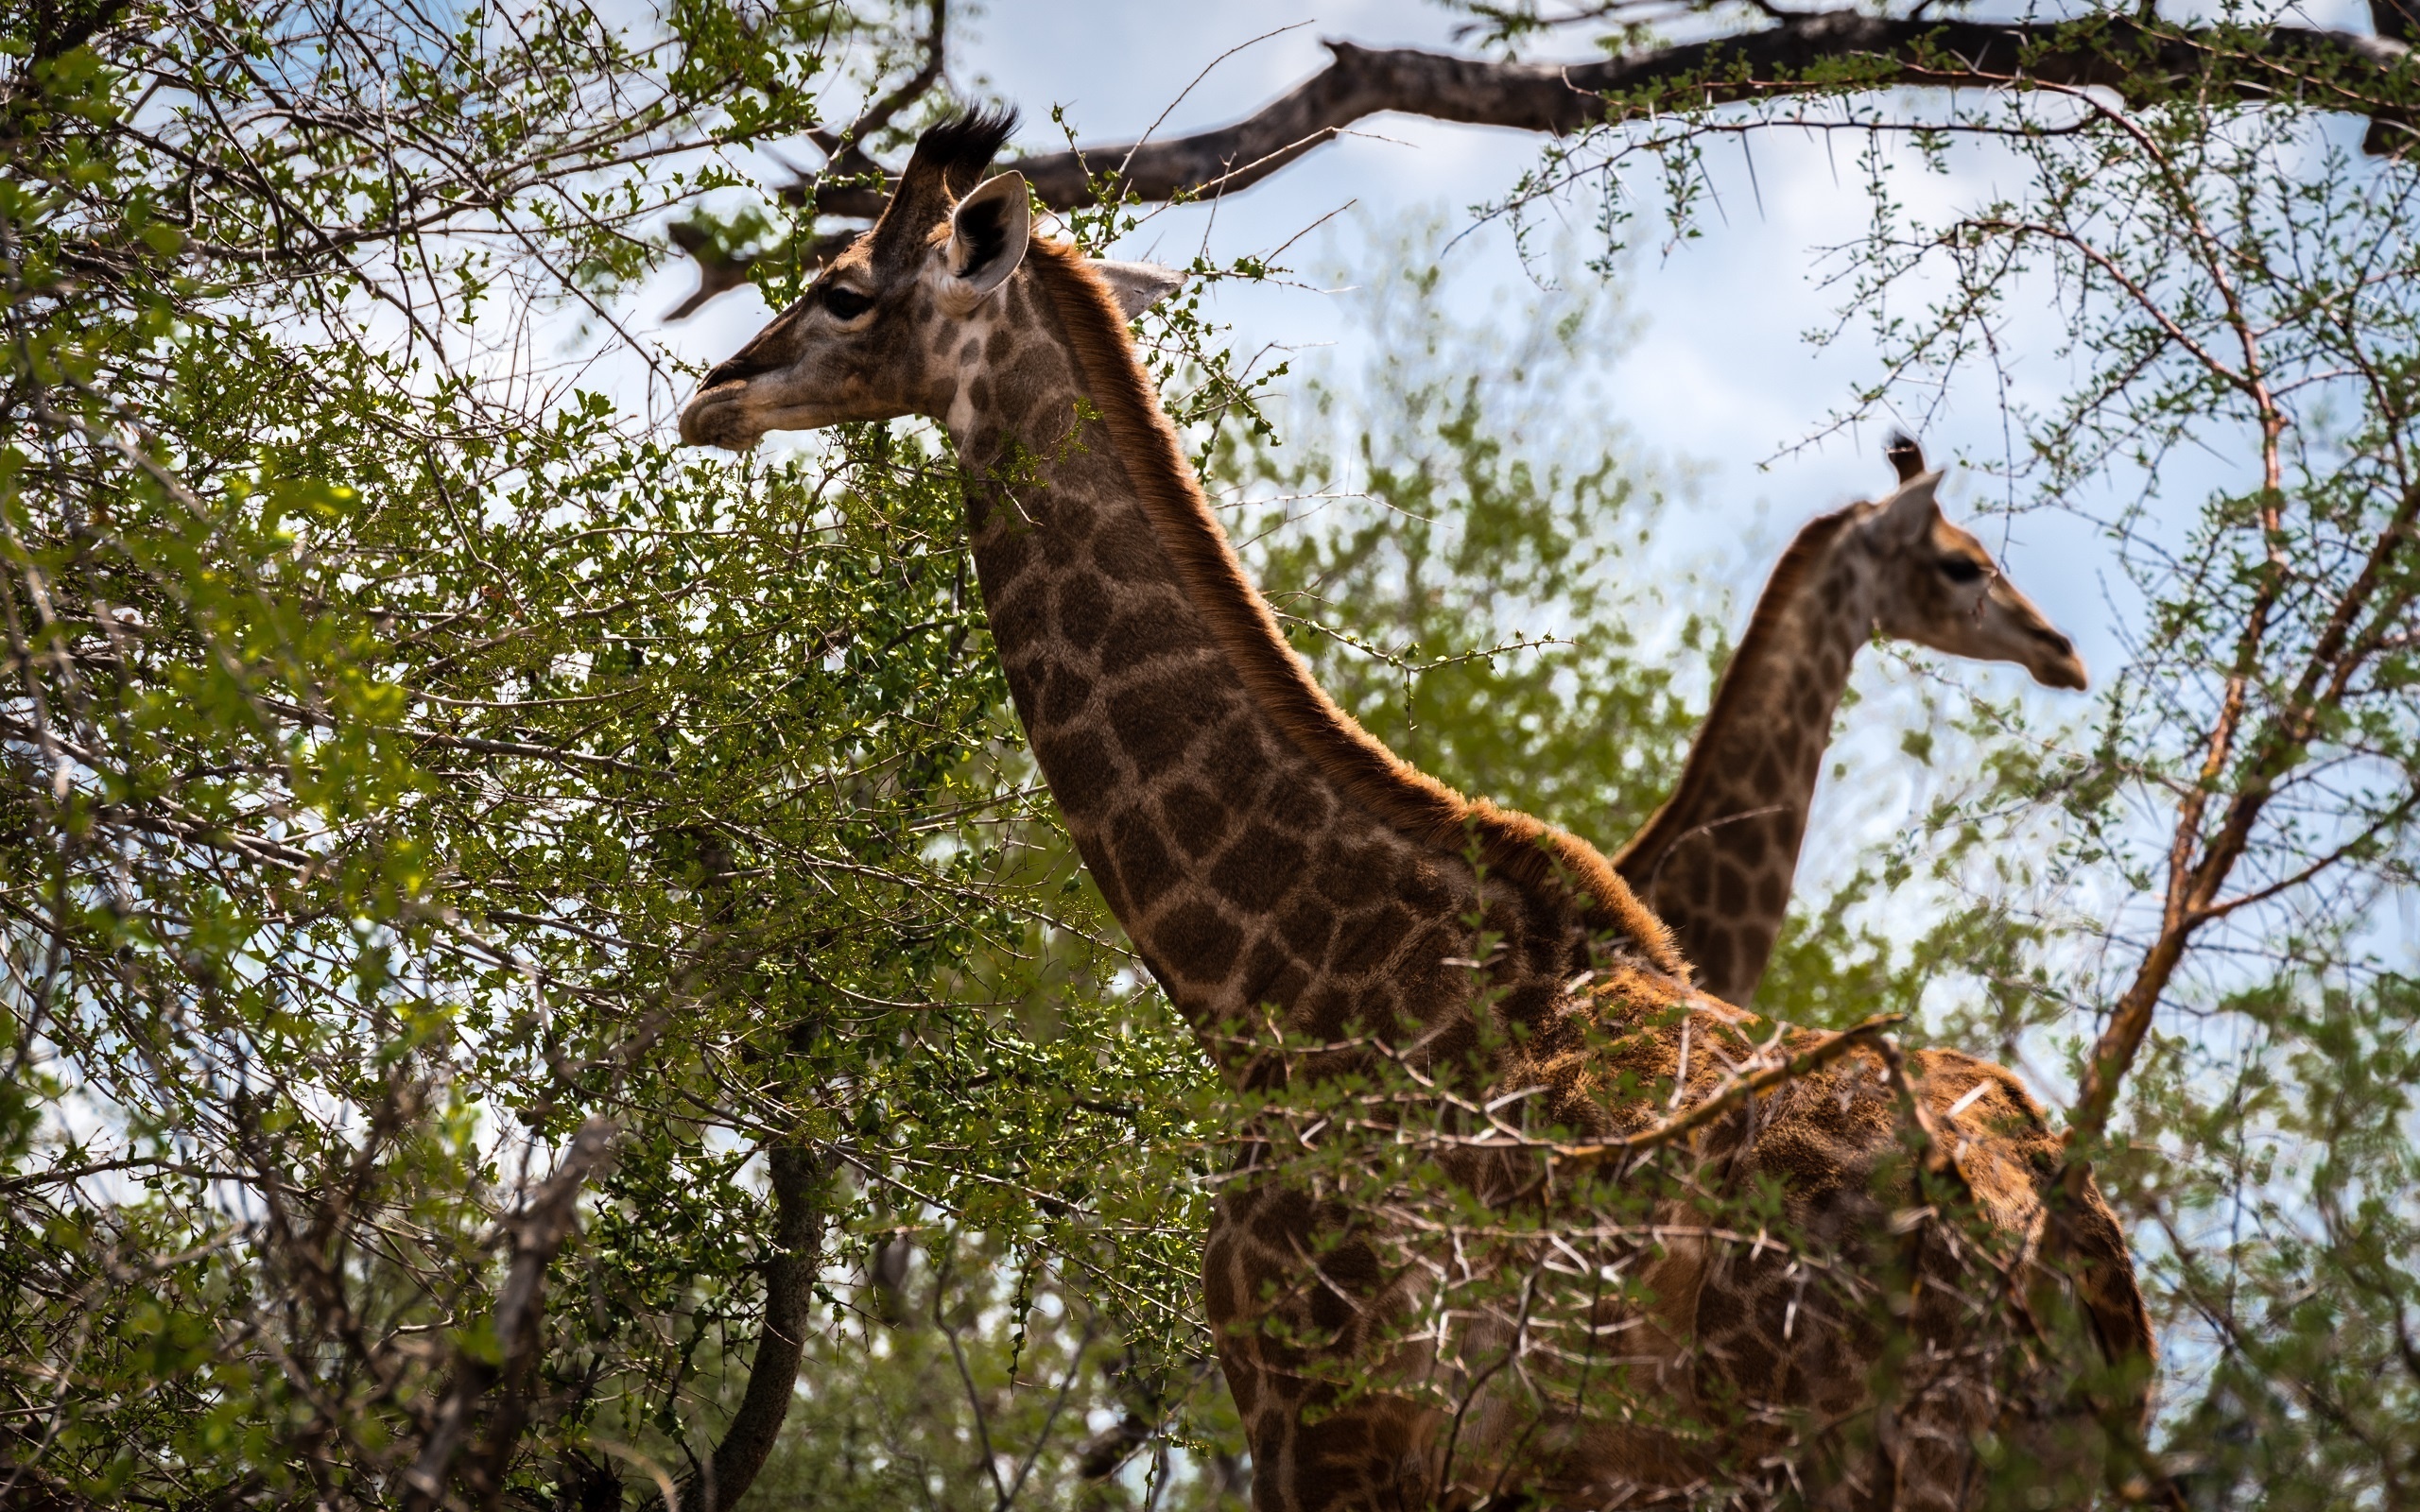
left=679, top=112, right=2152, bottom=1511
left=1614, top=437, right=2089, bottom=1007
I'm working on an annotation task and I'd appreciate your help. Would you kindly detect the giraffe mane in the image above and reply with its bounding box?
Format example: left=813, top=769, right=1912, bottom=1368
left=1614, top=504, right=1861, bottom=879
left=1024, top=236, right=1685, bottom=978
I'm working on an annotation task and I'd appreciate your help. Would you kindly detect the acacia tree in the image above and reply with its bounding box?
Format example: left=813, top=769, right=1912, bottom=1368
left=0, top=0, right=1245, bottom=1506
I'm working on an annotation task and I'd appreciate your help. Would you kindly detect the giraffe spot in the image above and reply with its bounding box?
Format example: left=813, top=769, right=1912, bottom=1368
left=1091, top=517, right=1172, bottom=585
left=985, top=575, right=1048, bottom=650
left=1278, top=904, right=1336, bottom=967
left=986, top=325, right=1014, bottom=363
left=1108, top=675, right=1227, bottom=779
left=1157, top=899, right=1242, bottom=983
left=978, top=510, right=1037, bottom=581
left=1393, top=855, right=1456, bottom=915
left=1159, top=780, right=1229, bottom=858
left=1316, top=1267, right=1374, bottom=1335
left=1726, top=1322, right=1784, bottom=1394
left=1521, top=926, right=1562, bottom=975
left=1292, top=1452, right=1363, bottom=1509
left=1030, top=730, right=1115, bottom=818
left=1331, top=903, right=1414, bottom=977
left=1109, top=807, right=1181, bottom=912
left=1352, top=983, right=1402, bottom=1036
left=1206, top=722, right=1271, bottom=806
left=1264, top=782, right=1332, bottom=833
left=1202, top=1229, right=1238, bottom=1313
left=1050, top=492, right=1097, bottom=540
left=1754, top=869, right=1787, bottom=918
left=1299, top=984, right=1353, bottom=1040
left=1098, top=601, right=1200, bottom=675
left=1685, top=862, right=1720, bottom=908
left=1301, top=1398, right=1374, bottom=1450
left=1037, top=663, right=1093, bottom=727
left=1420, top=1015, right=1477, bottom=1069
left=1209, top=823, right=1307, bottom=912
left=1734, top=819, right=1772, bottom=867
left=1249, top=1186, right=1312, bottom=1248
left=1078, top=836, right=1129, bottom=919
left=1498, top=979, right=1555, bottom=1031
left=1753, top=746, right=1784, bottom=797
left=1700, top=928, right=1737, bottom=992
left=969, top=376, right=994, bottom=412
left=1237, top=935, right=1307, bottom=1011
left=1394, top=931, right=1461, bottom=1016
left=1223, top=1355, right=1258, bottom=1414
left=958, top=335, right=981, bottom=366
left=1716, top=861, right=1751, bottom=916
left=1042, top=510, right=1087, bottom=570
left=1053, top=571, right=1113, bottom=650
left=1315, top=841, right=1383, bottom=908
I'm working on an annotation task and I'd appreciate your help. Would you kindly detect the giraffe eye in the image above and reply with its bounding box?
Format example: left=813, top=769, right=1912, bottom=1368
left=822, top=284, right=874, bottom=320
left=1940, top=557, right=1986, bottom=584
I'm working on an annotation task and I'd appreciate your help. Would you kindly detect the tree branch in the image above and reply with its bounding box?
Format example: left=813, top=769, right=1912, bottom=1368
left=2066, top=475, right=2420, bottom=1147
left=402, top=1116, right=619, bottom=1512
left=669, top=13, right=2411, bottom=315
left=783, top=15, right=2411, bottom=223
left=636, top=1145, right=836, bottom=1512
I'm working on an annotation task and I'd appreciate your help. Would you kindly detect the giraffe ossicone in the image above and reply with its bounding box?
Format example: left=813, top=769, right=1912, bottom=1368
left=681, top=111, right=2153, bottom=1512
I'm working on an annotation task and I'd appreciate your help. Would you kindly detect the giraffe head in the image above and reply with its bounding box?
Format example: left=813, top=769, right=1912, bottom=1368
left=1856, top=436, right=2088, bottom=690
left=679, top=109, right=1184, bottom=452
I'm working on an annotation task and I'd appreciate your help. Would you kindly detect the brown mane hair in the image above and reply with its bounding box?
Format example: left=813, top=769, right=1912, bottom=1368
left=1613, top=506, right=1860, bottom=879
left=1022, top=236, right=1684, bottom=977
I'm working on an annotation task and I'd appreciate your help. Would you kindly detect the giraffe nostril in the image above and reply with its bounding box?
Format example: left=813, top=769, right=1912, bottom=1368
left=2036, top=627, right=2074, bottom=658
left=700, top=352, right=772, bottom=390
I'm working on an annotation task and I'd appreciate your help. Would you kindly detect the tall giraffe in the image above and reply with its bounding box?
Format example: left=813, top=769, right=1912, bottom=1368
left=680, top=113, right=2151, bottom=1511
left=1616, top=438, right=2088, bottom=1006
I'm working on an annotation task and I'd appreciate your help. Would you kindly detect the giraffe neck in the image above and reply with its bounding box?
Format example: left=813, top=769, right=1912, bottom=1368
left=1612, top=508, right=1878, bottom=1006
left=945, top=242, right=1679, bottom=1070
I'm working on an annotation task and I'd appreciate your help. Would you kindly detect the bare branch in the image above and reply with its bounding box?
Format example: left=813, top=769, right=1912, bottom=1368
left=790, top=17, right=2412, bottom=222
left=402, top=1117, right=619, bottom=1512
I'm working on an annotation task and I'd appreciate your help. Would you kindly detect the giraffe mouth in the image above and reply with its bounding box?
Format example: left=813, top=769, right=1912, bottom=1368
left=677, top=383, right=768, bottom=452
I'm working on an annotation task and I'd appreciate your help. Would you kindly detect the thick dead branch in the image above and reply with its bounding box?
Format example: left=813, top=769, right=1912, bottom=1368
left=784, top=16, right=2411, bottom=223
left=402, top=1117, right=619, bottom=1512
left=664, top=14, right=2412, bottom=316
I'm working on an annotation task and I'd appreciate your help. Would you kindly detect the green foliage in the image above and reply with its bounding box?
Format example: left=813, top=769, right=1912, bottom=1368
left=0, top=0, right=1223, bottom=1503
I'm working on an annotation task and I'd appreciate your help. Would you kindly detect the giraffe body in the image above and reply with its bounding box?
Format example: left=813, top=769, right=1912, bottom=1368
left=1616, top=448, right=2087, bottom=1006
left=680, top=114, right=2151, bottom=1511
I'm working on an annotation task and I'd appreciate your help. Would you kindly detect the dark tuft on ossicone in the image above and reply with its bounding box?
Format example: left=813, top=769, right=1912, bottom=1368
left=869, top=107, right=1022, bottom=268
left=909, top=107, right=1020, bottom=197
left=1885, top=430, right=1926, bottom=483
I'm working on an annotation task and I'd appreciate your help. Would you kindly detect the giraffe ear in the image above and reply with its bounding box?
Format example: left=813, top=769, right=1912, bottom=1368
left=1091, top=259, right=1187, bottom=318
left=1877, top=469, right=1945, bottom=541
left=944, top=171, right=1030, bottom=304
